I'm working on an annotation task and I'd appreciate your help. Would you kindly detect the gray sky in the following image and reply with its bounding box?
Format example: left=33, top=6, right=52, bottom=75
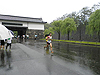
left=0, top=0, right=100, bottom=23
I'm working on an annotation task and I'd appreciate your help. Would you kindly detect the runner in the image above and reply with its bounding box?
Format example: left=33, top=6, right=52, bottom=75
left=34, top=33, right=37, bottom=41
left=47, top=33, right=53, bottom=55
left=6, top=37, right=12, bottom=51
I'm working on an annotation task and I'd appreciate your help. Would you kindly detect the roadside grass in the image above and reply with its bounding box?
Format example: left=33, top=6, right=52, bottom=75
left=40, top=39, right=100, bottom=46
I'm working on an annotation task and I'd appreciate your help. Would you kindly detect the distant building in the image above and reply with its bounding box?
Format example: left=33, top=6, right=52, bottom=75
left=0, top=14, right=47, bottom=39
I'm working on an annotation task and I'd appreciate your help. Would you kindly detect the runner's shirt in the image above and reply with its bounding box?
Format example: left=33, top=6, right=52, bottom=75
left=46, top=37, right=48, bottom=42
left=47, top=36, right=52, bottom=43
left=7, top=37, right=12, bottom=43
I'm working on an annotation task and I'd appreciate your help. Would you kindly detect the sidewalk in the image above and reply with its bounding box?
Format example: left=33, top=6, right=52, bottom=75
left=0, top=43, right=80, bottom=75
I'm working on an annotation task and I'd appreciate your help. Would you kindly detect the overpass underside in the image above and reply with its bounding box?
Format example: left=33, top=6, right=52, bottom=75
left=5, top=25, right=28, bottom=42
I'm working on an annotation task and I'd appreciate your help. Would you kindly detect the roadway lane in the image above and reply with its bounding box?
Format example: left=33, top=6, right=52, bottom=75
left=0, top=43, right=82, bottom=75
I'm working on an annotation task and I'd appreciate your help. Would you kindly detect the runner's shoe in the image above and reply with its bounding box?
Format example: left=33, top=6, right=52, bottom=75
left=51, top=51, right=54, bottom=53
left=51, top=51, right=53, bottom=56
left=51, top=53, right=53, bottom=56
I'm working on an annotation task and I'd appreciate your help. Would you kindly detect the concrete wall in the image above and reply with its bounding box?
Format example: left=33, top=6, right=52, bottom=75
left=28, top=23, right=44, bottom=30
left=26, top=29, right=44, bottom=39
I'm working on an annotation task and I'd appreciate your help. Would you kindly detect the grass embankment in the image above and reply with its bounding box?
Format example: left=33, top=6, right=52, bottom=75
left=40, top=39, right=100, bottom=46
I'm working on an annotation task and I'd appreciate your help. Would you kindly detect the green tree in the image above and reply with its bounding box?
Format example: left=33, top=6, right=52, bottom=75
left=74, top=7, right=92, bottom=41
left=86, top=9, right=100, bottom=42
left=13, top=31, right=18, bottom=37
left=44, top=23, right=54, bottom=36
left=44, top=23, right=52, bottom=29
left=61, top=17, right=77, bottom=40
left=51, top=20, right=62, bottom=40
left=44, top=27, right=54, bottom=35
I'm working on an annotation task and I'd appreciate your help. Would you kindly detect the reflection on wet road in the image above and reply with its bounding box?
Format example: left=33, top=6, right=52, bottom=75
left=24, top=40, right=100, bottom=75
left=0, top=50, right=12, bottom=70
left=0, top=40, right=100, bottom=75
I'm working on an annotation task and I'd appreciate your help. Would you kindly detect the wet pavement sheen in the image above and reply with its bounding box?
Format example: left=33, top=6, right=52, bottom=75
left=24, top=40, right=100, bottom=75
left=0, top=40, right=100, bottom=75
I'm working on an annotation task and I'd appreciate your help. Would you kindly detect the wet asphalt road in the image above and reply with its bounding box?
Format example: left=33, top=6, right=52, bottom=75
left=0, top=40, right=100, bottom=75
left=0, top=42, right=80, bottom=75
